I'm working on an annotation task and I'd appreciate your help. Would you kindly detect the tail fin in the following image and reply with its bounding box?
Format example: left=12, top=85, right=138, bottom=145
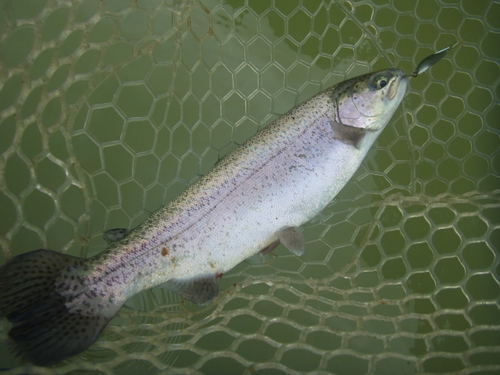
left=0, top=249, right=114, bottom=366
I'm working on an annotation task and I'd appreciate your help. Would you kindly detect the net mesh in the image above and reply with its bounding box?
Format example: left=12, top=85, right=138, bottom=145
left=0, top=0, right=499, bottom=374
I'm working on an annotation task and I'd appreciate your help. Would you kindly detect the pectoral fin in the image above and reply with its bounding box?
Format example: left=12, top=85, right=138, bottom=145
left=329, top=120, right=366, bottom=148
left=163, top=274, right=219, bottom=305
left=277, top=227, right=305, bottom=256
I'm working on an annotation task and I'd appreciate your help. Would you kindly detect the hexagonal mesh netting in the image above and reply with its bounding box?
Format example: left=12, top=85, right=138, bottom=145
left=0, top=0, right=499, bottom=374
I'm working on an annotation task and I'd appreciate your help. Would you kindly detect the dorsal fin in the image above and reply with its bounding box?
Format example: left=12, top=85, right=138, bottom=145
left=103, top=228, right=130, bottom=244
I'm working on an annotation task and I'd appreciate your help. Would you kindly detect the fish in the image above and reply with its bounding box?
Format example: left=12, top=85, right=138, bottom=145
left=0, top=68, right=408, bottom=366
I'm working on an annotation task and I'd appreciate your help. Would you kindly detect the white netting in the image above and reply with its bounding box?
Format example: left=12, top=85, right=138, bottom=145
left=0, top=0, right=499, bottom=374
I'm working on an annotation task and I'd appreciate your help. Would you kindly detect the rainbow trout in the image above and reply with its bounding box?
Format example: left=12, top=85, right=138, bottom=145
left=0, top=68, right=408, bottom=365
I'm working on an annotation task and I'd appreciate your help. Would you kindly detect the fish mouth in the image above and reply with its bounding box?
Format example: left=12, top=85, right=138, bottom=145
left=389, top=73, right=408, bottom=100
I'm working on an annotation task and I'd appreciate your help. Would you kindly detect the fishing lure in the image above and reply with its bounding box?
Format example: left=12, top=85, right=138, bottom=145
left=411, top=42, right=457, bottom=77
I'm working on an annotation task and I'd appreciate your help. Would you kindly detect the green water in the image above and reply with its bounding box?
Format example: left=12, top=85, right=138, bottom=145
left=0, top=0, right=499, bottom=373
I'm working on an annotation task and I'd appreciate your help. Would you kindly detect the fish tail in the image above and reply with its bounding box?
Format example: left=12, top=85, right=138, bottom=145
left=0, top=249, right=116, bottom=366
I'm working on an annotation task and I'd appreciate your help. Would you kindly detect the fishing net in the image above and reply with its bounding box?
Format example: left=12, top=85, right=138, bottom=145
left=0, top=0, right=499, bottom=374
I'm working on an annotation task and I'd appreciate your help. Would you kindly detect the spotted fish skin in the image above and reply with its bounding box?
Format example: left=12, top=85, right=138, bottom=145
left=0, top=69, right=408, bottom=365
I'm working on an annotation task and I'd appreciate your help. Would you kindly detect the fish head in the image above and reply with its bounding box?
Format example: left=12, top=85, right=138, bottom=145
left=333, top=68, right=408, bottom=131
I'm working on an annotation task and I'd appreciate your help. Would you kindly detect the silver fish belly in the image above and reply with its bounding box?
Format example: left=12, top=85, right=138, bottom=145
left=0, top=68, right=408, bottom=365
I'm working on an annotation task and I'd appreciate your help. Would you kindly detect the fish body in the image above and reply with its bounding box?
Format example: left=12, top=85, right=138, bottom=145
left=0, top=68, right=408, bottom=365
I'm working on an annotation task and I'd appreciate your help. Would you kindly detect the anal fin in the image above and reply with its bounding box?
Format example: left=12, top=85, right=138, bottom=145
left=162, top=274, right=219, bottom=305
left=277, top=227, right=305, bottom=256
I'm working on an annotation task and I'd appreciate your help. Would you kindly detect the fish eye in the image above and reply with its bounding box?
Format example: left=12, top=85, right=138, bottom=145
left=370, top=74, right=390, bottom=90
left=375, top=76, right=388, bottom=89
